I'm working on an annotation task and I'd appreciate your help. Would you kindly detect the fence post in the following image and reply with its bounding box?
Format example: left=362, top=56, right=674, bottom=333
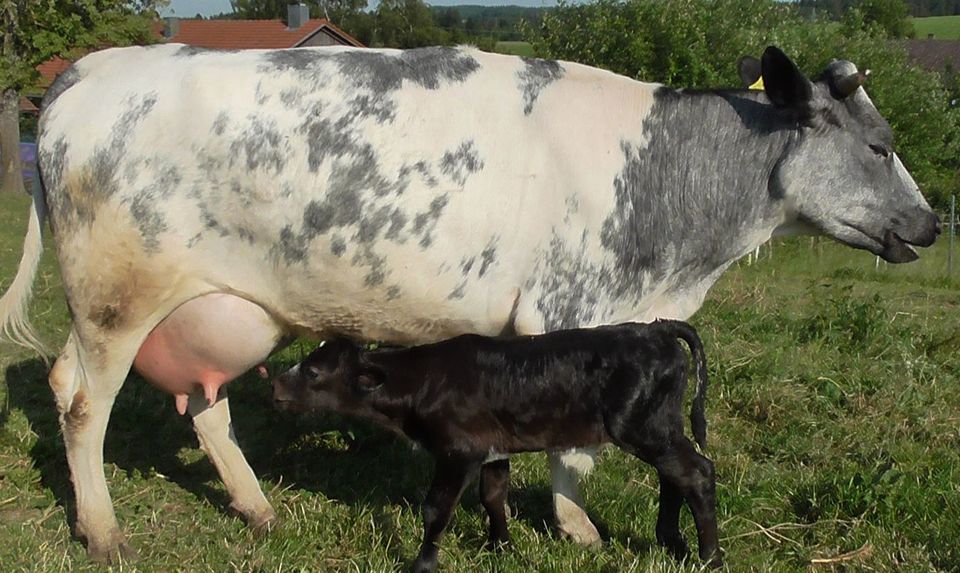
left=950, top=195, right=955, bottom=277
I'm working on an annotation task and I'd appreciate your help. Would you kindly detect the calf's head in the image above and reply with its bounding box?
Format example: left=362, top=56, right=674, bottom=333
left=761, top=46, right=940, bottom=262
left=272, top=339, right=385, bottom=415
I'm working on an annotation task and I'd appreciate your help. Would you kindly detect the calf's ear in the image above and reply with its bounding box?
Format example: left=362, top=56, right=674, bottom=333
left=356, top=363, right=386, bottom=393
left=761, top=46, right=812, bottom=111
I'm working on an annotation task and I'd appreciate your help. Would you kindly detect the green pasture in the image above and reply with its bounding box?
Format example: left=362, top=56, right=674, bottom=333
left=1, top=189, right=959, bottom=571
left=494, top=41, right=536, bottom=57
left=912, top=15, right=960, bottom=39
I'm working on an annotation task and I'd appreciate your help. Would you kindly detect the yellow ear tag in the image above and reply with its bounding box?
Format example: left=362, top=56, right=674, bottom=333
left=748, top=77, right=765, bottom=90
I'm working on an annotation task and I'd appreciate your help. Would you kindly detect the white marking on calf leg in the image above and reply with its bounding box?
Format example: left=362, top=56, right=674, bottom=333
left=548, top=448, right=601, bottom=546
left=187, top=387, right=276, bottom=531
left=52, top=328, right=141, bottom=563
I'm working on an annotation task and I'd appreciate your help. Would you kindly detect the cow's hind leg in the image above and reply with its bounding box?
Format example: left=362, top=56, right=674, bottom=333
left=48, top=329, right=142, bottom=563
left=187, top=386, right=276, bottom=531
left=548, top=448, right=602, bottom=546
left=480, top=458, right=510, bottom=547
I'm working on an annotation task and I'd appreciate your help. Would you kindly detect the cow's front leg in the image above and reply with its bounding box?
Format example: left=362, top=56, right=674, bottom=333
left=188, top=387, right=276, bottom=531
left=548, top=447, right=601, bottom=546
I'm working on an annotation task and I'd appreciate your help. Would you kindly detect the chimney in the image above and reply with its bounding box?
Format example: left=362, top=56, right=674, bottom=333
left=164, top=17, right=180, bottom=39
left=287, top=3, right=309, bottom=29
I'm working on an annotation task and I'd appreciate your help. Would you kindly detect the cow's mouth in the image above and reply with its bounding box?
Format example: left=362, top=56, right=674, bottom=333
left=878, top=229, right=919, bottom=263
left=843, top=222, right=919, bottom=264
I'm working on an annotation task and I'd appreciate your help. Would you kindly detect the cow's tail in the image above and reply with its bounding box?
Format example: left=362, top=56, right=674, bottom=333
left=0, top=181, right=51, bottom=362
left=657, top=319, right=709, bottom=451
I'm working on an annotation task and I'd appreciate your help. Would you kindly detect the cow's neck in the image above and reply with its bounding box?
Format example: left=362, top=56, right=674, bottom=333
left=599, top=88, right=796, bottom=318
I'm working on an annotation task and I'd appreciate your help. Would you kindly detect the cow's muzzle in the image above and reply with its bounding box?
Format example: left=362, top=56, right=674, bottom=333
left=879, top=209, right=940, bottom=264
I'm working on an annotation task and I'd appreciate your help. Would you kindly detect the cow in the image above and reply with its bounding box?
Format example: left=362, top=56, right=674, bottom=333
left=272, top=320, right=720, bottom=572
left=0, top=43, right=939, bottom=561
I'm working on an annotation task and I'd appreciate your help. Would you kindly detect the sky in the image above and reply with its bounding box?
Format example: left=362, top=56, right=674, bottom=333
left=160, top=0, right=557, bottom=18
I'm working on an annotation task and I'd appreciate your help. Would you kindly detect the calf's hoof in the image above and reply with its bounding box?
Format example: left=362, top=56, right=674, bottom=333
left=411, top=554, right=438, bottom=573
left=703, top=547, right=724, bottom=569
left=656, top=533, right=690, bottom=562
left=484, top=536, right=511, bottom=552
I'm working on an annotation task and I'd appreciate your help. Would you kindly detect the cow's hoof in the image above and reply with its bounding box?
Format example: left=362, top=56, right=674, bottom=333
left=557, top=515, right=601, bottom=547
left=87, top=538, right=139, bottom=564
left=245, top=507, right=279, bottom=537
left=657, top=533, right=690, bottom=562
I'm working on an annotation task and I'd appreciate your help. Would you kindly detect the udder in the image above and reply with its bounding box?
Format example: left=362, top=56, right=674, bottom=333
left=133, top=294, right=286, bottom=415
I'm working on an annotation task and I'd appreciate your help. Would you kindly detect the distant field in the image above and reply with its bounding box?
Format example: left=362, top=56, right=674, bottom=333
left=912, top=15, right=960, bottom=39
left=494, top=41, right=535, bottom=57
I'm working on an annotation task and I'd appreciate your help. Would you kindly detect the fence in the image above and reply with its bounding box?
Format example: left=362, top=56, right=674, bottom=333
left=743, top=195, right=958, bottom=277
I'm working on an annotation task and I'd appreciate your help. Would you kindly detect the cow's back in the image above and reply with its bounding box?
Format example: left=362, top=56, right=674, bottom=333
left=38, top=44, right=657, bottom=343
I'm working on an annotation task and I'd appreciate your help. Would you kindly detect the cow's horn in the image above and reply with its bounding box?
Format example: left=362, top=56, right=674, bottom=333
left=835, top=71, right=868, bottom=98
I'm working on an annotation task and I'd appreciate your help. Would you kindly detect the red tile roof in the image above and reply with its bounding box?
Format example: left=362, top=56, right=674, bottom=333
left=167, top=18, right=364, bottom=49
left=37, top=56, right=73, bottom=88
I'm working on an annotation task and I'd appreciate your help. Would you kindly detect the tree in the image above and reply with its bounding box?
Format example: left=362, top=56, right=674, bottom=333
left=0, top=1, right=161, bottom=195
left=374, top=0, right=447, bottom=49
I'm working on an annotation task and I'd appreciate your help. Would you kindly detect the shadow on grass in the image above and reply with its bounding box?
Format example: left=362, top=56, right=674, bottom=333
left=4, top=356, right=605, bottom=549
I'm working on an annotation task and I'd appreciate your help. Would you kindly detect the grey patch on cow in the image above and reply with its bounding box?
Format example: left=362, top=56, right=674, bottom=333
left=186, top=233, right=202, bottom=248
left=563, top=194, right=579, bottom=223
left=40, top=65, right=81, bottom=111
left=237, top=227, right=255, bottom=244
left=413, top=194, right=449, bottom=248
left=441, top=141, right=484, bottom=186
left=260, top=49, right=323, bottom=72
left=479, top=240, right=498, bottom=277
left=255, top=81, right=271, bottom=105
left=124, top=162, right=181, bottom=252
left=211, top=111, right=230, bottom=136
left=42, top=93, right=159, bottom=234
left=346, top=94, right=397, bottom=124
left=516, top=57, right=565, bottom=116
left=280, top=88, right=304, bottom=107
left=358, top=205, right=392, bottom=244
left=384, top=209, right=407, bottom=241
left=460, top=256, right=475, bottom=276
left=600, top=88, right=790, bottom=299
left=535, top=231, right=609, bottom=331
left=173, top=45, right=236, bottom=57
left=330, top=236, right=347, bottom=257
left=275, top=225, right=307, bottom=263
left=386, top=285, right=402, bottom=301
left=128, top=194, right=168, bottom=251
left=352, top=247, right=387, bottom=287
left=448, top=283, right=466, bottom=300
left=229, top=114, right=289, bottom=173
left=334, top=47, right=481, bottom=92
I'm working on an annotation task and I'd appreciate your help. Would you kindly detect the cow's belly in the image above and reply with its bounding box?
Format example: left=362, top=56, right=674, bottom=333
left=133, top=294, right=286, bottom=414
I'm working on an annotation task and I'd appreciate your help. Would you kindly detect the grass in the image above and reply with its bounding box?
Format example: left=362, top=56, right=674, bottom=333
left=1, top=189, right=960, bottom=571
left=911, top=15, right=960, bottom=39
left=494, top=41, right=536, bottom=57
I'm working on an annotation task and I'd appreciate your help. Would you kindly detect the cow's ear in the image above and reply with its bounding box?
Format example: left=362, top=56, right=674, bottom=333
left=737, top=55, right=762, bottom=88
left=761, top=46, right=812, bottom=110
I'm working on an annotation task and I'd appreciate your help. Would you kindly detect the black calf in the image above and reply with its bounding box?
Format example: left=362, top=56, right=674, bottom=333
left=273, top=320, right=721, bottom=571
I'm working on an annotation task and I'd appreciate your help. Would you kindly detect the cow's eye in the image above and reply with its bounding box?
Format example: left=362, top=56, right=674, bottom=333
left=305, top=365, right=323, bottom=380
left=869, top=144, right=889, bottom=158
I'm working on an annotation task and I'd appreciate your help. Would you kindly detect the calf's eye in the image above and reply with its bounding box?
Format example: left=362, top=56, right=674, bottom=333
left=305, top=365, right=323, bottom=379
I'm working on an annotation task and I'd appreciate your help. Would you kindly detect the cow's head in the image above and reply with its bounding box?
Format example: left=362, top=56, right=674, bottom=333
left=272, top=338, right=386, bottom=415
left=757, top=46, right=940, bottom=262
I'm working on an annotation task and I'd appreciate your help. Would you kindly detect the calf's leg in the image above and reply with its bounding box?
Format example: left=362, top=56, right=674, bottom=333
left=655, top=440, right=721, bottom=567
left=480, top=459, right=511, bottom=547
left=655, top=474, right=689, bottom=560
left=413, top=458, right=479, bottom=573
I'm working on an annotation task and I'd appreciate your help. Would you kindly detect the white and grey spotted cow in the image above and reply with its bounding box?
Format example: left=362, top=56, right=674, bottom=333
left=0, top=44, right=939, bottom=560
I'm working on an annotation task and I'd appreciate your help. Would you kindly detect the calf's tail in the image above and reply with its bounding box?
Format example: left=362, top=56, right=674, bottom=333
left=0, top=182, right=50, bottom=362
left=657, top=319, right=709, bottom=451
